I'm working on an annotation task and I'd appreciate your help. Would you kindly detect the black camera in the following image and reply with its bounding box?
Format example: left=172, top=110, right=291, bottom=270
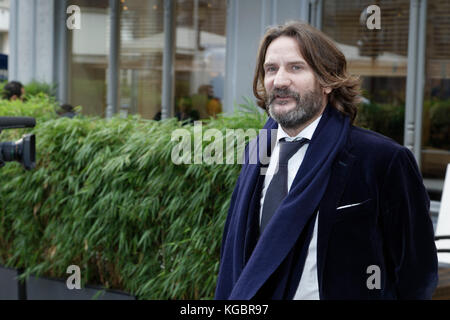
left=0, top=117, right=36, bottom=170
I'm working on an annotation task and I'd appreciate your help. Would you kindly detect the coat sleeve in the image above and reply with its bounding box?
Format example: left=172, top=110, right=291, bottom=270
left=215, top=170, right=243, bottom=300
left=380, top=146, right=438, bottom=299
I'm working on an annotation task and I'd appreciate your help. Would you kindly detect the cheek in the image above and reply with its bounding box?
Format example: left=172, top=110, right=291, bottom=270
left=293, top=75, right=317, bottom=92
left=264, top=78, right=273, bottom=94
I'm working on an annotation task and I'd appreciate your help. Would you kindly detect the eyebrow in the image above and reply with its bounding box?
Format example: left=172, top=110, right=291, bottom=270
left=263, top=60, right=308, bottom=68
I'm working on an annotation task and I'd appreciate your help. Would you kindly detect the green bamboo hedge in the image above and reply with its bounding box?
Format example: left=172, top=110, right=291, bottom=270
left=0, top=95, right=267, bottom=299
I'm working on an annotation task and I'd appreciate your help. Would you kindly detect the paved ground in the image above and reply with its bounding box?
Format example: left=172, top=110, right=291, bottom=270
left=433, top=268, right=450, bottom=300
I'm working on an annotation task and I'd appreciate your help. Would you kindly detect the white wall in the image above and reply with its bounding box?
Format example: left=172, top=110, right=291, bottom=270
left=72, top=9, right=109, bottom=56
left=0, top=0, right=9, bottom=55
left=0, top=0, right=10, bottom=7
left=0, top=6, right=9, bottom=31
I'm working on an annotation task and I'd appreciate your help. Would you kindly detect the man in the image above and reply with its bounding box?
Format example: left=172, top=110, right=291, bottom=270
left=2, top=81, right=25, bottom=101
left=215, top=21, right=438, bottom=300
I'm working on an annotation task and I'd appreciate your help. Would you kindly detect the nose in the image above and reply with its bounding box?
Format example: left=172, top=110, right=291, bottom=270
left=273, top=68, right=291, bottom=88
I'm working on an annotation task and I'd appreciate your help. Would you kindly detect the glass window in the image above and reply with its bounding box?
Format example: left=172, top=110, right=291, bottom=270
left=68, top=0, right=226, bottom=121
left=0, top=33, right=3, bottom=53
left=119, top=0, right=164, bottom=120
left=322, top=0, right=410, bottom=145
left=69, top=0, right=110, bottom=116
left=175, top=0, right=227, bottom=121
left=421, top=0, right=450, bottom=190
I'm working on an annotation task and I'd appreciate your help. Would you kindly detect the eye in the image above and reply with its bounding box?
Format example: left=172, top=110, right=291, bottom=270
left=292, top=65, right=302, bottom=71
left=265, top=65, right=277, bottom=73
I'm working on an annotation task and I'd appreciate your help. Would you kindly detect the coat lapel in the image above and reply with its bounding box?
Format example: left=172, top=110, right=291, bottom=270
left=317, top=145, right=356, bottom=299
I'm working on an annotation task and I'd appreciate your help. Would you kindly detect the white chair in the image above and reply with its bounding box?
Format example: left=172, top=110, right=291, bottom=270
left=435, top=163, right=450, bottom=266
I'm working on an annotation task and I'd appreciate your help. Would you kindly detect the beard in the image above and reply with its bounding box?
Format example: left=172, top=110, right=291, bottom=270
left=266, top=84, right=324, bottom=130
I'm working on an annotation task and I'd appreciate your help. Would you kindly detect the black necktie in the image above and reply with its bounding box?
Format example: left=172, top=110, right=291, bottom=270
left=260, top=138, right=309, bottom=234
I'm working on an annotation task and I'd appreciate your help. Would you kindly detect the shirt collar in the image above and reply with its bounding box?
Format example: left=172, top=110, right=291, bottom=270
left=276, top=114, right=322, bottom=142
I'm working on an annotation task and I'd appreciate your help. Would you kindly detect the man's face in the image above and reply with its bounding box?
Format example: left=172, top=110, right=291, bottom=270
left=263, top=36, right=329, bottom=130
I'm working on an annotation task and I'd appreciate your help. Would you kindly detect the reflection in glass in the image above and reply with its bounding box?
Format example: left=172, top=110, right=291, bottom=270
left=120, top=0, right=164, bottom=120
left=421, top=0, right=450, bottom=184
left=175, top=0, right=226, bottom=121
left=322, top=0, right=409, bottom=145
left=70, top=0, right=110, bottom=116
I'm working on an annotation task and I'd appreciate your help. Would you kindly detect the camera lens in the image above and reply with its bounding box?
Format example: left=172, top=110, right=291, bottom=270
left=0, top=134, right=36, bottom=170
left=0, top=141, right=20, bottom=162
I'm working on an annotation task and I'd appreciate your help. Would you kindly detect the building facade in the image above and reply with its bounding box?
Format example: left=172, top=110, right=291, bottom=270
left=7, top=0, right=450, bottom=207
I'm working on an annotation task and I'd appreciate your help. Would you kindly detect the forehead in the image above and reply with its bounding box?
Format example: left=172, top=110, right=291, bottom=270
left=264, top=36, right=305, bottom=63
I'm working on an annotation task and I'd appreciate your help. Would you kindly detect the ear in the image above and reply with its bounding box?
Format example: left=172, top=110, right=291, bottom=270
left=323, top=87, right=332, bottom=95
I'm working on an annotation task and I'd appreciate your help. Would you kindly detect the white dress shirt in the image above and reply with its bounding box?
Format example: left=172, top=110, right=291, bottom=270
left=259, top=115, right=321, bottom=300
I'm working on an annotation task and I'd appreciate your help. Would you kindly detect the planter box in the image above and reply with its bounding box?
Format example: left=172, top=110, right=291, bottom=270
left=0, top=265, right=22, bottom=300
left=26, top=275, right=136, bottom=300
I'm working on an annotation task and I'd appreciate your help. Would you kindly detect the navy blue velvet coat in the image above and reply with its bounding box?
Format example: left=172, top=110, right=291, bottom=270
left=216, top=122, right=438, bottom=300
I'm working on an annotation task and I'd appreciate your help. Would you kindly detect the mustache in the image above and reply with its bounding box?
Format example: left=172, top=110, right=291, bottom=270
left=268, top=88, right=300, bottom=105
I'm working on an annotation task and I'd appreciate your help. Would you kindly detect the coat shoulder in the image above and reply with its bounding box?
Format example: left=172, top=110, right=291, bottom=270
left=346, top=126, right=413, bottom=174
left=349, top=126, right=405, bottom=156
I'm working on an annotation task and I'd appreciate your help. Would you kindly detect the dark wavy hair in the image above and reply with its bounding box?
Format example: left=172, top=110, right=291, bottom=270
left=2, top=81, right=24, bottom=100
left=253, top=21, right=361, bottom=124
